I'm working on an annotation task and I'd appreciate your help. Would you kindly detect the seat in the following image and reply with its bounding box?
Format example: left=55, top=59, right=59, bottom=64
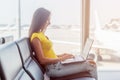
left=0, top=37, right=96, bottom=80
left=16, top=38, right=96, bottom=80
left=16, top=38, right=44, bottom=80
left=0, top=42, right=32, bottom=80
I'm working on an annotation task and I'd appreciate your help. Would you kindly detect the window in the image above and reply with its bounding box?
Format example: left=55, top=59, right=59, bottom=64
left=0, top=0, right=82, bottom=55
left=21, top=0, right=82, bottom=55
left=90, top=0, right=120, bottom=70
left=0, top=0, right=18, bottom=40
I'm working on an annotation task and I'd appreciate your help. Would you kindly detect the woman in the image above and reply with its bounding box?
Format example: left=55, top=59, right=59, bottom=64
left=29, top=8, right=97, bottom=80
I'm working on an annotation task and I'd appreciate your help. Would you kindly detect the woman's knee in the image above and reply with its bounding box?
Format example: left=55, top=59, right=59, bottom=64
left=46, top=69, right=63, bottom=77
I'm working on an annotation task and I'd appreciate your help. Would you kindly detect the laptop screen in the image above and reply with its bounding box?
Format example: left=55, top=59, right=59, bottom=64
left=81, top=38, right=94, bottom=59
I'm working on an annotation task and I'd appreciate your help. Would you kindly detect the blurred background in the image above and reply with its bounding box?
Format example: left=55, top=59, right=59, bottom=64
left=0, top=0, right=120, bottom=79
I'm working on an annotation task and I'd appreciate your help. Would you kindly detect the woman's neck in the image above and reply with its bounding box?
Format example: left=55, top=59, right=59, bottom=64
left=41, top=29, right=47, bottom=34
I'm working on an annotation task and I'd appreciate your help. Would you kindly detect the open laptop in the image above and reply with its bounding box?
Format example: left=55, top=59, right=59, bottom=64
left=61, top=38, right=94, bottom=64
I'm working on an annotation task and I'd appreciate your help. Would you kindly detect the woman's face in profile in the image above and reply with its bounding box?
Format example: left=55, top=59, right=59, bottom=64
left=46, top=16, right=51, bottom=27
left=42, top=15, right=51, bottom=33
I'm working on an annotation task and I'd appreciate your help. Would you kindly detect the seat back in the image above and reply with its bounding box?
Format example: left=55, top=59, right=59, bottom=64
left=0, top=42, right=32, bottom=80
left=16, top=38, right=44, bottom=80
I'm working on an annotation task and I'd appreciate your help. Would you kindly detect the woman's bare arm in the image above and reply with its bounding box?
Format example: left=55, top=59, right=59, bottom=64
left=31, top=38, right=61, bottom=65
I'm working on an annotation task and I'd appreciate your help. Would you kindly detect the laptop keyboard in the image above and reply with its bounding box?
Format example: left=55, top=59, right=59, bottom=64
left=61, top=55, right=84, bottom=64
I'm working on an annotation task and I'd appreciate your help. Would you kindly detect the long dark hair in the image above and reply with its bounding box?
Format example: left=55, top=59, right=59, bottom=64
left=29, top=8, right=51, bottom=37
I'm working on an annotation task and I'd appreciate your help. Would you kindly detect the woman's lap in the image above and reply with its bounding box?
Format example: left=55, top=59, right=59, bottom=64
left=46, top=61, right=97, bottom=78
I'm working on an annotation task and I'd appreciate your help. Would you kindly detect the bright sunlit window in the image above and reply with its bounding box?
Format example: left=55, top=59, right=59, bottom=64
left=0, top=0, right=82, bottom=55
left=20, top=0, right=82, bottom=54
left=0, top=0, right=19, bottom=40
left=90, top=0, right=120, bottom=70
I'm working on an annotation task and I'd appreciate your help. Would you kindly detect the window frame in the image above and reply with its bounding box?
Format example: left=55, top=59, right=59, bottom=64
left=82, top=0, right=90, bottom=50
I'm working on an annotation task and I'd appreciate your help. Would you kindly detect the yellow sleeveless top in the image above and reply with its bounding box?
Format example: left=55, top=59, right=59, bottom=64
left=30, top=32, right=58, bottom=59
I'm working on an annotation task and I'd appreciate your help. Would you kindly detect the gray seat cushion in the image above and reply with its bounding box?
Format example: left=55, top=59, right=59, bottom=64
left=0, top=42, right=32, bottom=80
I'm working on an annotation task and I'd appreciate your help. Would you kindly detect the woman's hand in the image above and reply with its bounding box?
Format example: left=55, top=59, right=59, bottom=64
left=59, top=53, right=74, bottom=61
left=87, top=60, right=96, bottom=66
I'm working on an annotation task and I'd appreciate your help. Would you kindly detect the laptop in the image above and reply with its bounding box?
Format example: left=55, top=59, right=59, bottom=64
left=61, top=38, right=94, bottom=64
